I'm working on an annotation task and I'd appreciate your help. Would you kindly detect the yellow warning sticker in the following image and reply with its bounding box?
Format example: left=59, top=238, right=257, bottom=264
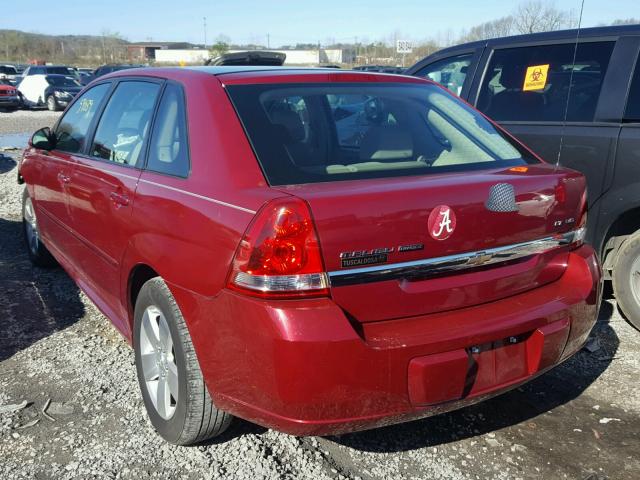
left=523, top=64, right=550, bottom=91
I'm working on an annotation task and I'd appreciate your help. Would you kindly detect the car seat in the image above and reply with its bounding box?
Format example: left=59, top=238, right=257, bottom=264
left=486, top=64, right=545, bottom=121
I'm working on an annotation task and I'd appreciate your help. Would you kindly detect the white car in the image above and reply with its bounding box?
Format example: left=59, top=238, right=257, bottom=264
left=17, top=74, right=82, bottom=111
left=0, top=65, right=19, bottom=84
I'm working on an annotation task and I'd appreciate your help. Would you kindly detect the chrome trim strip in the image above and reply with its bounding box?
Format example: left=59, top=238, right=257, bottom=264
left=41, top=155, right=256, bottom=215
left=138, top=178, right=257, bottom=214
left=328, top=229, right=582, bottom=287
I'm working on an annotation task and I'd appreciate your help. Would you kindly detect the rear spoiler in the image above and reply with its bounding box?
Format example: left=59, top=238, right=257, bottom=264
left=206, top=51, right=286, bottom=67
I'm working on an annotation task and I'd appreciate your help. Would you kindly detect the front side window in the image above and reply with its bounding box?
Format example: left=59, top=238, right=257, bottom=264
left=477, top=42, right=614, bottom=122
left=55, top=83, right=111, bottom=154
left=147, top=83, right=190, bottom=177
left=415, top=53, right=473, bottom=96
left=228, top=83, right=534, bottom=186
left=90, top=81, right=161, bottom=167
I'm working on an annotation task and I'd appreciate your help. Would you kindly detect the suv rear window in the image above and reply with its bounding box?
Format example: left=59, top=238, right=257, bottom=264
left=477, top=42, right=614, bottom=123
left=227, top=83, right=536, bottom=185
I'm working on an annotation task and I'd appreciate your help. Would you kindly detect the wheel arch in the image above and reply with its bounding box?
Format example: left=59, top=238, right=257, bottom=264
left=128, top=263, right=160, bottom=332
left=601, top=205, right=640, bottom=277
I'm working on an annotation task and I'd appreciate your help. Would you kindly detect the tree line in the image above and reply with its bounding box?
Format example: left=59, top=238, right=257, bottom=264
left=1, top=1, right=638, bottom=67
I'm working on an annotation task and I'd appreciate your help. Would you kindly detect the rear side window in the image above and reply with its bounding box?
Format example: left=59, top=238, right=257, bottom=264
left=55, top=83, right=111, bottom=154
left=146, top=83, right=190, bottom=177
left=625, top=56, right=640, bottom=122
left=90, top=81, right=161, bottom=167
left=414, top=53, right=473, bottom=96
left=477, top=42, right=614, bottom=122
left=227, top=83, right=535, bottom=186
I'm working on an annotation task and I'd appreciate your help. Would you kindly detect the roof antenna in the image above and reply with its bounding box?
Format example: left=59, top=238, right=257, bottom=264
left=556, top=0, right=585, bottom=169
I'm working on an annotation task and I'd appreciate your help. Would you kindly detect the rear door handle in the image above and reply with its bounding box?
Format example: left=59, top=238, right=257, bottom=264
left=110, top=192, right=130, bottom=207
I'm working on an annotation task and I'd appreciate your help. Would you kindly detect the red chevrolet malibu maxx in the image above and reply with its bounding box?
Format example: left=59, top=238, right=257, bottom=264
left=18, top=67, right=601, bottom=444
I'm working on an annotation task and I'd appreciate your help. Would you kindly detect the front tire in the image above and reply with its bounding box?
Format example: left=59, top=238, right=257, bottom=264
left=46, top=95, right=58, bottom=111
left=612, top=232, right=640, bottom=331
left=22, top=189, right=57, bottom=268
left=134, top=278, right=232, bottom=444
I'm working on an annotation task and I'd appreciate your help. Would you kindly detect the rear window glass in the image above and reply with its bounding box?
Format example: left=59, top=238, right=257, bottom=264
left=46, top=76, right=80, bottom=87
left=227, top=83, right=536, bottom=186
left=46, top=67, right=73, bottom=76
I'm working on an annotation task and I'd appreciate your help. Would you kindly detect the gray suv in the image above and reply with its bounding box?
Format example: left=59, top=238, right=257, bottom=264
left=407, top=25, right=640, bottom=330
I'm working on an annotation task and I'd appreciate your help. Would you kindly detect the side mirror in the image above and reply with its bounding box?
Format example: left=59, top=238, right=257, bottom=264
left=30, top=127, right=56, bottom=151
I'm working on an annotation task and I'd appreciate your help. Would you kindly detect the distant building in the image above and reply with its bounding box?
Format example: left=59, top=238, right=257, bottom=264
left=127, top=42, right=194, bottom=62
left=154, top=49, right=210, bottom=64
left=152, top=47, right=355, bottom=65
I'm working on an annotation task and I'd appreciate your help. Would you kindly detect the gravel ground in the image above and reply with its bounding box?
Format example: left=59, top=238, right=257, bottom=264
left=0, top=110, right=61, bottom=136
left=0, top=112, right=639, bottom=480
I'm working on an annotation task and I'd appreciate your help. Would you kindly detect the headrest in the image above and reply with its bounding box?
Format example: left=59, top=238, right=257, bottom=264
left=359, top=126, right=413, bottom=161
left=269, top=109, right=305, bottom=143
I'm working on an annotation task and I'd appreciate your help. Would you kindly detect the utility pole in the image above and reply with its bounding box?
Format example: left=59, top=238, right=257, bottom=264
left=355, top=36, right=358, bottom=61
left=203, top=17, right=207, bottom=50
left=267, top=33, right=270, bottom=49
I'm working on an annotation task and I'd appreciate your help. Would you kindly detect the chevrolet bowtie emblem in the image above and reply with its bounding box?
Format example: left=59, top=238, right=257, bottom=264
left=466, top=251, right=494, bottom=266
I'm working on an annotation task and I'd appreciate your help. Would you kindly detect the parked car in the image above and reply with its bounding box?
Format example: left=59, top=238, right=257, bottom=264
left=407, top=24, right=640, bottom=330
left=17, top=74, right=82, bottom=111
left=205, top=51, right=286, bottom=66
left=80, top=64, right=144, bottom=85
left=353, top=65, right=404, bottom=73
left=13, top=64, right=28, bottom=75
left=17, top=67, right=600, bottom=444
left=0, top=65, right=20, bottom=84
left=22, top=65, right=75, bottom=77
left=0, top=78, right=20, bottom=111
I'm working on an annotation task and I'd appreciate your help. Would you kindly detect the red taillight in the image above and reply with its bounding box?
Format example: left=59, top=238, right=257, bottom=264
left=227, top=197, right=329, bottom=298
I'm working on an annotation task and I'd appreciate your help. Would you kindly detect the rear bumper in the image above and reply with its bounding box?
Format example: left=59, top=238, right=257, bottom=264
left=175, top=244, right=601, bottom=436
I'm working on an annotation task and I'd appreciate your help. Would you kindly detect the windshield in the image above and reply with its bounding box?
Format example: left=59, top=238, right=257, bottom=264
left=227, top=82, right=537, bottom=186
left=46, top=66, right=73, bottom=75
left=0, top=66, right=17, bottom=75
left=47, top=76, right=81, bottom=87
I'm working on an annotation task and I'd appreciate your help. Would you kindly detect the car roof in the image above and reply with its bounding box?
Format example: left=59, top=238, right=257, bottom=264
left=100, top=65, right=430, bottom=87
left=432, top=24, right=640, bottom=55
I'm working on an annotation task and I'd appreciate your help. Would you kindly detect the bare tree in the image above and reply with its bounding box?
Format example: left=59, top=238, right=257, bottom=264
left=513, top=1, right=576, bottom=34
left=610, top=18, right=640, bottom=26
left=461, top=16, right=515, bottom=42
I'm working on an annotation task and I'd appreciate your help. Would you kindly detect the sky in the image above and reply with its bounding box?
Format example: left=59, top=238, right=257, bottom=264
left=2, top=0, right=638, bottom=46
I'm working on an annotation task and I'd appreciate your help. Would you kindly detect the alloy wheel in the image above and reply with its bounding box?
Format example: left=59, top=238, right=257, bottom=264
left=139, top=305, right=178, bottom=420
left=629, top=255, right=640, bottom=309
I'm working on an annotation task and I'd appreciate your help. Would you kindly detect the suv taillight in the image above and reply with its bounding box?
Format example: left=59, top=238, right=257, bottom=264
left=571, top=189, right=588, bottom=247
left=227, top=197, right=329, bottom=298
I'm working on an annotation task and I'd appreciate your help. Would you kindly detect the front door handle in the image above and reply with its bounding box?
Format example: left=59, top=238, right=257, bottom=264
left=57, top=172, right=71, bottom=184
left=110, top=192, right=130, bottom=207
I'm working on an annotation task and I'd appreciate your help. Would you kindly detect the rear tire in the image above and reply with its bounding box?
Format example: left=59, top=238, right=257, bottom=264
left=134, top=277, right=232, bottom=444
left=22, top=189, right=57, bottom=268
left=612, top=232, right=640, bottom=331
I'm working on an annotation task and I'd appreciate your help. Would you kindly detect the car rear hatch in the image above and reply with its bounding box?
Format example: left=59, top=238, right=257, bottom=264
left=275, top=164, right=586, bottom=322
left=224, top=77, right=587, bottom=321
